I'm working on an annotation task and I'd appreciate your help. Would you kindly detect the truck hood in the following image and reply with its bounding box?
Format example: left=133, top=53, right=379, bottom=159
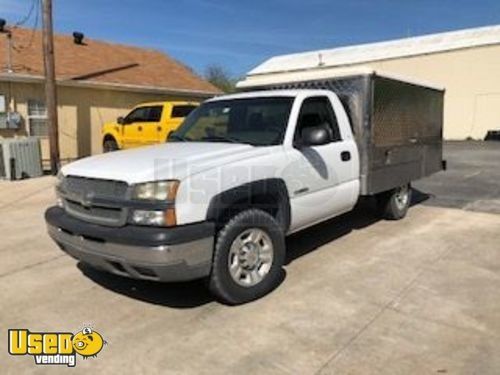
left=61, top=142, right=270, bottom=184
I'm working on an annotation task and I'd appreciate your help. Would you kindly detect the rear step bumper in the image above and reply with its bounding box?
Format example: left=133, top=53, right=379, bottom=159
left=45, top=207, right=214, bottom=282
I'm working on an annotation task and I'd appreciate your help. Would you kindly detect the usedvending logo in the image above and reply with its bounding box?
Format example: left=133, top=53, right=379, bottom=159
left=8, top=326, right=107, bottom=367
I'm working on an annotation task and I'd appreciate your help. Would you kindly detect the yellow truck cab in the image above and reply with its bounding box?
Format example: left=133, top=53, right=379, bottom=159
left=102, top=101, right=198, bottom=152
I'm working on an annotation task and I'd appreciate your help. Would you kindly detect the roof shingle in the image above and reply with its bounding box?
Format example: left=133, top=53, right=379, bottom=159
left=0, top=27, right=220, bottom=95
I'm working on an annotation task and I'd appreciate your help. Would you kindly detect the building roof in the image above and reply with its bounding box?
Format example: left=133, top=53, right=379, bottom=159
left=237, top=66, right=445, bottom=91
left=0, top=27, right=219, bottom=96
left=248, top=24, right=500, bottom=76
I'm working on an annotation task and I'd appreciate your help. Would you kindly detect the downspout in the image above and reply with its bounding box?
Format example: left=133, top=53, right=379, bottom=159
left=5, top=30, right=13, bottom=73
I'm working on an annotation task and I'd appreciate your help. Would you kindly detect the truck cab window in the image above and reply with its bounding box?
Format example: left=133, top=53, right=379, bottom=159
left=146, top=106, right=163, bottom=122
left=173, top=97, right=293, bottom=146
left=125, top=107, right=148, bottom=123
left=124, top=106, right=162, bottom=123
left=296, top=96, right=341, bottom=142
left=171, top=105, right=197, bottom=118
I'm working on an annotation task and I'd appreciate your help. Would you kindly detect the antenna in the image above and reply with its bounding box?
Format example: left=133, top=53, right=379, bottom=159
left=318, top=53, right=325, bottom=67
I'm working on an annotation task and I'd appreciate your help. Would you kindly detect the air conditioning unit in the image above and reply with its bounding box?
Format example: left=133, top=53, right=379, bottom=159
left=0, top=137, right=43, bottom=180
left=0, top=113, right=7, bottom=129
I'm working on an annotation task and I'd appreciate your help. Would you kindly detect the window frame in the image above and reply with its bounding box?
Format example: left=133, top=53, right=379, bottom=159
left=124, top=107, right=148, bottom=124
left=146, top=105, right=163, bottom=122
left=173, top=97, right=294, bottom=146
left=124, top=105, right=163, bottom=124
left=27, top=99, right=48, bottom=137
left=294, top=96, right=342, bottom=144
left=171, top=105, right=197, bottom=119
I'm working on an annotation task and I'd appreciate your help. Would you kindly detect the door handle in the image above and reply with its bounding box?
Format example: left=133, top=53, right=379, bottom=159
left=294, top=187, right=309, bottom=196
left=138, top=126, right=143, bottom=131
left=341, top=151, right=351, bottom=162
left=157, top=126, right=162, bottom=131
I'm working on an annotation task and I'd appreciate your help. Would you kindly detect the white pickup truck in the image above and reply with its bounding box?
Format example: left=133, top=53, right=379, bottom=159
left=45, top=71, right=445, bottom=304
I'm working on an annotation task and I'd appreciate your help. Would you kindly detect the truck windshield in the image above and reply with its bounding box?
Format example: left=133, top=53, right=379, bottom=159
left=170, top=97, right=294, bottom=146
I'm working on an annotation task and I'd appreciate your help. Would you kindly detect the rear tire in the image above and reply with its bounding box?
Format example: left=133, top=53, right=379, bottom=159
left=376, top=184, right=412, bottom=220
left=208, top=209, right=285, bottom=305
left=103, top=138, right=119, bottom=153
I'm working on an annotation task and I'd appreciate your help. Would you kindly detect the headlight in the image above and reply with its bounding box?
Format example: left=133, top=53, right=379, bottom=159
left=132, top=180, right=179, bottom=201
left=130, top=180, right=179, bottom=227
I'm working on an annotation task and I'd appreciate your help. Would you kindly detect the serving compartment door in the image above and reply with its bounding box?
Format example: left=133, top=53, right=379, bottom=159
left=367, top=77, right=444, bottom=194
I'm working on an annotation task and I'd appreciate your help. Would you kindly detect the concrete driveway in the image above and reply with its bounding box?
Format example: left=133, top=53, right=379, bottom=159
left=1, top=142, right=499, bottom=374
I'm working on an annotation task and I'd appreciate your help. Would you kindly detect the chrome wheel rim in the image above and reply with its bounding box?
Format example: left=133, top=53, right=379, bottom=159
left=394, top=185, right=409, bottom=210
left=228, top=228, right=274, bottom=287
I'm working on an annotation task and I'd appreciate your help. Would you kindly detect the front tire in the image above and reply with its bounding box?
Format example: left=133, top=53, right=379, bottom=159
left=376, top=184, right=412, bottom=220
left=208, top=209, right=285, bottom=305
left=103, top=138, right=119, bottom=153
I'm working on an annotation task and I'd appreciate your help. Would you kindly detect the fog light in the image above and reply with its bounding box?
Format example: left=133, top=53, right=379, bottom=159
left=131, top=210, right=166, bottom=226
left=57, top=197, right=64, bottom=208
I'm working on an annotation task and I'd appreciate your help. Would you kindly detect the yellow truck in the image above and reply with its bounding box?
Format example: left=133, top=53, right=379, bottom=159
left=102, top=101, right=198, bottom=152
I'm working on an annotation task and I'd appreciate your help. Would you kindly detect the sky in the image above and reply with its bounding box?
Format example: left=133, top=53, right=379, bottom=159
left=1, top=0, right=500, bottom=78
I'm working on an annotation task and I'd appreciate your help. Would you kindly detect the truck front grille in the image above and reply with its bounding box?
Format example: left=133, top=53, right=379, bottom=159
left=64, top=176, right=128, bottom=198
left=61, top=176, right=129, bottom=226
left=65, top=199, right=124, bottom=225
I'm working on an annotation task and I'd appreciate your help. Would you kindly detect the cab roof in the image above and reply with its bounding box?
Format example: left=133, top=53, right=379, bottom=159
left=135, top=100, right=199, bottom=107
left=207, top=89, right=332, bottom=102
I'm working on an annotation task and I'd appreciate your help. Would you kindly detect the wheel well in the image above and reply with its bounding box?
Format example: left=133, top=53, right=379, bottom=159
left=215, top=194, right=279, bottom=227
left=103, top=134, right=116, bottom=144
left=206, top=179, right=290, bottom=232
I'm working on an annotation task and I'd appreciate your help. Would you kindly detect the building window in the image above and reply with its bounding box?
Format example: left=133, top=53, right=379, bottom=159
left=28, top=100, right=48, bottom=137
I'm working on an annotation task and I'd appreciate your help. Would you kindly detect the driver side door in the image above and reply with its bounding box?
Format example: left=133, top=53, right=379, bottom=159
left=122, top=106, right=163, bottom=148
left=121, top=106, right=149, bottom=149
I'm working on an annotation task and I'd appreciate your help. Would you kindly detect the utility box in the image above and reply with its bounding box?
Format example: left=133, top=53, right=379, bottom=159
left=0, top=137, right=43, bottom=180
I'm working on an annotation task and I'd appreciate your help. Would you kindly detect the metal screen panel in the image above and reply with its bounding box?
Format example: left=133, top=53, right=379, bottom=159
left=63, top=176, right=128, bottom=198
left=373, top=77, right=443, bottom=147
left=61, top=176, right=129, bottom=226
left=367, top=76, right=444, bottom=193
left=65, top=199, right=124, bottom=225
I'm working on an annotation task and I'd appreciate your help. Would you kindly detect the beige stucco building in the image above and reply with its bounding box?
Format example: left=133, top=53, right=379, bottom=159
left=241, top=25, right=500, bottom=140
left=0, top=28, right=219, bottom=166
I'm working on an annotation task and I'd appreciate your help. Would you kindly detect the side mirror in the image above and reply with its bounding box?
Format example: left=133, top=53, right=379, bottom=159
left=117, top=116, right=125, bottom=125
left=298, top=124, right=331, bottom=147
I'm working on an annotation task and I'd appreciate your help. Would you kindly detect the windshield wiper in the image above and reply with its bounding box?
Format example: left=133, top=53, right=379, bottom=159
left=202, top=135, right=251, bottom=145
